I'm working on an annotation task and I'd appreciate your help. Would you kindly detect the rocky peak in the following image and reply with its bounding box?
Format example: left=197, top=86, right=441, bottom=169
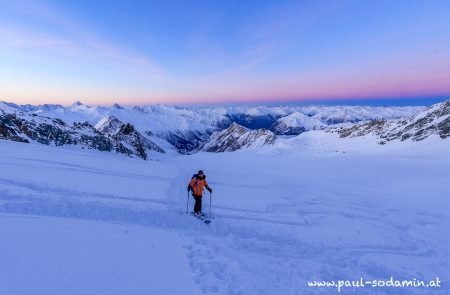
left=72, top=101, right=84, bottom=107
left=0, top=112, right=165, bottom=160
left=113, top=103, right=123, bottom=109
left=334, top=98, right=450, bottom=143
left=227, top=122, right=249, bottom=133
left=95, top=116, right=124, bottom=134
left=270, top=112, right=324, bottom=135
left=200, top=122, right=276, bottom=152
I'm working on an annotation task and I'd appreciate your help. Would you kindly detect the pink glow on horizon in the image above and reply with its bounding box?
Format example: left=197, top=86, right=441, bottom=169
left=2, top=45, right=449, bottom=106
left=1, top=1, right=450, bottom=106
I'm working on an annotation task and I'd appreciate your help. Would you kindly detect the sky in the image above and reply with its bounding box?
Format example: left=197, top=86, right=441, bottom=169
left=0, top=0, right=449, bottom=106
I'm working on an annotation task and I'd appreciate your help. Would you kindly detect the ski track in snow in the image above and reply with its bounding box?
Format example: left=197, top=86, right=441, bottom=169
left=1, top=140, right=450, bottom=294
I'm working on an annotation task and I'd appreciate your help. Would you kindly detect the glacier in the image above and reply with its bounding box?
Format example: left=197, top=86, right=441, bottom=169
left=0, top=121, right=449, bottom=294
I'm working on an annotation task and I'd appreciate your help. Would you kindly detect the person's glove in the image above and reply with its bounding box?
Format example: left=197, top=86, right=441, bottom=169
left=207, top=187, right=212, bottom=193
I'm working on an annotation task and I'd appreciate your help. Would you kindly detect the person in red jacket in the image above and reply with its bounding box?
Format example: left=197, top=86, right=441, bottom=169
left=187, top=170, right=212, bottom=216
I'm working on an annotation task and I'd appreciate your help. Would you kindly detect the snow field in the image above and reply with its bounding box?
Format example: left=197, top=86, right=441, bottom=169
left=1, top=135, right=450, bottom=294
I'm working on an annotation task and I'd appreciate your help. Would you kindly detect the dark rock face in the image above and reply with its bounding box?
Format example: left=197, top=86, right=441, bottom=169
left=161, top=130, right=212, bottom=154
left=438, top=118, right=450, bottom=139
left=120, top=123, right=134, bottom=135
left=335, top=120, right=386, bottom=138
left=200, top=122, right=276, bottom=152
left=0, top=113, right=165, bottom=160
left=333, top=100, right=450, bottom=143
left=1, top=113, right=78, bottom=145
left=0, top=112, right=29, bottom=143
left=112, top=124, right=165, bottom=160
left=95, top=116, right=165, bottom=159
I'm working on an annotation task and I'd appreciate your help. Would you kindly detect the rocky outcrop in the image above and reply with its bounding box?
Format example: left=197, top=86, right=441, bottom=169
left=0, top=111, right=30, bottom=143
left=334, top=99, right=450, bottom=143
left=200, top=122, right=276, bottom=152
left=0, top=112, right=165, bottom=160
left=96, top=116, right=165, bottom=159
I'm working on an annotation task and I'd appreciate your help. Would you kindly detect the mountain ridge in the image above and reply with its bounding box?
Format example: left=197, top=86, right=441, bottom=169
left=199, top=122, right=277, bottom=152
left=1, top=99, right=447, bottom=158
left=333, top=99, right=450, bottom=143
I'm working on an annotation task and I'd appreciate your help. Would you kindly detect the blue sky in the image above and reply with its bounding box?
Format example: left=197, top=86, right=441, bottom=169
left=0, top=0, right=449, bottom=105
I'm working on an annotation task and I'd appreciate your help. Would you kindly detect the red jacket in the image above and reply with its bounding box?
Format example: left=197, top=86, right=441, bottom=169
left=189, top=177, right=209, bottom=197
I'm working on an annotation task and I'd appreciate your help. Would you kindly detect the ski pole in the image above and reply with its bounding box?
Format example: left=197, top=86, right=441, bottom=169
left=186, top=191, right=190, bottom=213
left=209, top=191, right=212, bottom=218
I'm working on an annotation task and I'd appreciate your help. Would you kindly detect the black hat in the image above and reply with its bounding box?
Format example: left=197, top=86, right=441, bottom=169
left=198, top=170, right=204, bottom=174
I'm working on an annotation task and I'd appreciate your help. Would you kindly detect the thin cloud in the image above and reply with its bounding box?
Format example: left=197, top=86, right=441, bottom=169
left=0, top=1, right=165, bottom=80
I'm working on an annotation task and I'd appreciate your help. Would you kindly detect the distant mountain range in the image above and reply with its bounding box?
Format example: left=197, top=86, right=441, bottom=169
left=333, top=99, right=450, bottom=144
left=1, top=99, right=445, bottom=159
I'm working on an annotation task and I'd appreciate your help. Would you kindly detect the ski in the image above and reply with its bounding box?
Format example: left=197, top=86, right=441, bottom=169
left=190, top=212, right=211, bottom=224
left=190, top=211, right=204, bottom=219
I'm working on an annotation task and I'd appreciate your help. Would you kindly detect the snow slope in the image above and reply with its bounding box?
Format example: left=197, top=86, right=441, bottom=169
left=1, top=135, right=449, bottom=294
left=0, top=215, right=198, bottom=295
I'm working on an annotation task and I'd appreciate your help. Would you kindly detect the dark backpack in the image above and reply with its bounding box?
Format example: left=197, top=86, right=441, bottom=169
left=191, top=173, right=206, bottom=180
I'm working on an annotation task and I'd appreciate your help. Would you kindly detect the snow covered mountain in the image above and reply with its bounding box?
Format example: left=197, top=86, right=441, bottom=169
left=334, top=99, right=450, bottom=144
left=0, top=110, right=165, bottom=159
left=200, top=122, right=276, bottom=152
left=270, top=112, right=325, bottom=135
left=95, top=116, right=165, bottom=159
left=0, top=99, right=435, bottom=157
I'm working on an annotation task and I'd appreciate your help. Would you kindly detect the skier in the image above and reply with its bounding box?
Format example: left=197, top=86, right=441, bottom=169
left=187, top=170, right=212, bottom=216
